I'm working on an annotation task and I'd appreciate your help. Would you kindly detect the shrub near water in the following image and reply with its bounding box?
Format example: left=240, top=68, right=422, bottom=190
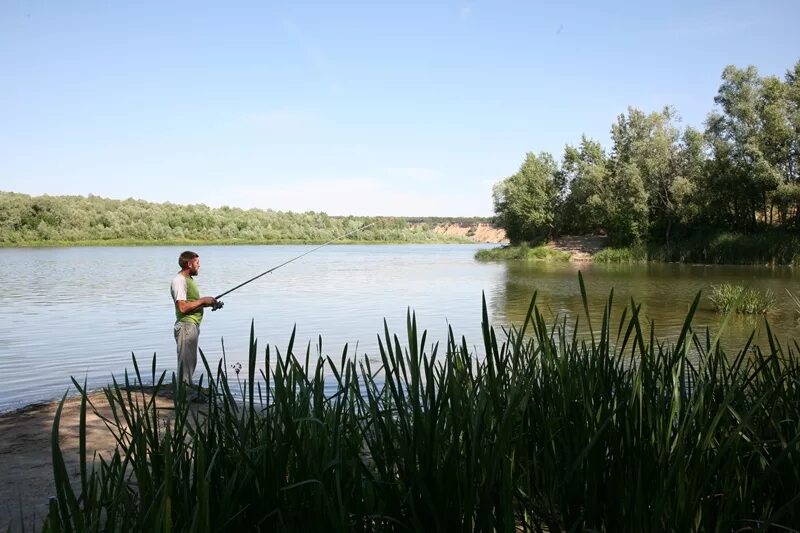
left=653, top=229, right=800, bottom=265
left=788, top=289, right=800, bottom=317
left=44, top=278, right=800, bottom=532
left=708, top=283, right=777, bottom=314
left=592, top=245, right=647, bottom=263
left=475, top=244, right=571, bottom=262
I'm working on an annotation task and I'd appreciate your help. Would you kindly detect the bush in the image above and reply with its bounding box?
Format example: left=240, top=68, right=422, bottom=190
left=653, top=228, right=800, bottom=265
left=475, top=244, right=571, bottom=262
left=788, top=289, right=800, bottom=317
left=592, top=245, right=647, bottom=263
left=708, top=283, right=777, bottom=314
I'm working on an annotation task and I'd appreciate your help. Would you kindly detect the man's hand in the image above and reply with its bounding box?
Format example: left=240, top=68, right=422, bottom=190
left=177, top=297, right=217, bottom=314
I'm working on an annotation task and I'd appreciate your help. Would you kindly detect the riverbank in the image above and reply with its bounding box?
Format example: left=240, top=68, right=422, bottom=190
left=0, top=390, right=178, bottom=531
left=0, top=224, right=508, bottom=248
left=476, top=235, right=608, bottom=262
left=480, top=230, right=800, bottom=266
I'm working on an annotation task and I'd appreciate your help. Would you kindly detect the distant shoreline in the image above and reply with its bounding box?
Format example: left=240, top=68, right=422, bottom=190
left=0, top=237, right=482, bottom=248
left=0, top=224, right=509, bottom=248
left=0, top=238, right=466, bottom=248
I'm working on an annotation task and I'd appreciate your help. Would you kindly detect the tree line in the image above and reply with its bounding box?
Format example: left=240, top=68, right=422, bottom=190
left=493, top=61, right=800, bottom=249
left=0, top=192, right=469, bottom=245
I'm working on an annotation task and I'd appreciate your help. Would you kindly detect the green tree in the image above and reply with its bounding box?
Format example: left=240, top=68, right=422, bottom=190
left=610, top=107, right=691, bottom=243
left=770, top=181, right=800, bottom=225
left=670, top=127, right=707, bottom=228
left=492, top=152, right=559, bottom=245
left=705, top=65, right=784, bottom=227
left=784, top=60, right=800, bottom=223
left=559, top=137, right=609, bottom=234
left=604, top=162, right=649, bottom=245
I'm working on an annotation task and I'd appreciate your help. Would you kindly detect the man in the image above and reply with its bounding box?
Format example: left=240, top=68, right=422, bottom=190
left=170, top=250, right=220, bottom=386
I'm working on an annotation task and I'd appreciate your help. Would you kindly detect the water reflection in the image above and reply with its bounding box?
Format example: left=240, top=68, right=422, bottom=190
left=490, top=261, right=799, bottom=355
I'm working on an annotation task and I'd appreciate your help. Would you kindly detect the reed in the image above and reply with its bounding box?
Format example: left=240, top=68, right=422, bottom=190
left=44, top=277, right=800, bottom=531
left=708, top=283, right=778, bottom=314
left=592, top=245, right=647, bottom=263
left=650, top=228, right=800, bottom=265
left=788, top=289, right=800, bottom=317
left=475, top=244, right=571, bottom=262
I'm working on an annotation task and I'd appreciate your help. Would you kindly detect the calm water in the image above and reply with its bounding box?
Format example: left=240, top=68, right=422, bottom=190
left=0, top=244, right=798, bottom=413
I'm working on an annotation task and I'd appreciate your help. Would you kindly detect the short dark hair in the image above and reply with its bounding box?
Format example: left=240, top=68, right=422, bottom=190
left=178, top=251, right=199, bottom=269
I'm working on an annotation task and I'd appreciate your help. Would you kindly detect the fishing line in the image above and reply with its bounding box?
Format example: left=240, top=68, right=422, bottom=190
left=211, top=222, right=376, bottom=310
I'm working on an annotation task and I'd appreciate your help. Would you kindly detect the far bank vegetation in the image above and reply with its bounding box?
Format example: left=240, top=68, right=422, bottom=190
left=0, top=192, right=494, bottom=246
left=491, top=60, right=800, bottom=265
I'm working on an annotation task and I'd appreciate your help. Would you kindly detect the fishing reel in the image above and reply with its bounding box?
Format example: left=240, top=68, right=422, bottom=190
left=211, top=300, right=225, bottom=311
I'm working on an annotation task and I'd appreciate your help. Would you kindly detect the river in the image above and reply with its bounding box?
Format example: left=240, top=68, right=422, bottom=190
left=0, top=244, right=798, bottom=412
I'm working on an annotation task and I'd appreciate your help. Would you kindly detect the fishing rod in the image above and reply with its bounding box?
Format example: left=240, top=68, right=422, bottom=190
left=211, top=222, right=376, bottom=310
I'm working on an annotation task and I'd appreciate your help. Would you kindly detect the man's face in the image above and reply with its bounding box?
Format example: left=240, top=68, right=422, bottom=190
left=188, top=257, right=200, bottom=276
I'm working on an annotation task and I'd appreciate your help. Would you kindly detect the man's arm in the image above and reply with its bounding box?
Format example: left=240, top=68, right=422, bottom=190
left=176, top=297, right=216, bottom=314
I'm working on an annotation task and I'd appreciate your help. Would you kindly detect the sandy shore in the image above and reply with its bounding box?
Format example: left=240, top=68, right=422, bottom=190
left=0, top=390, right=176, bottom=531
left=548, top=234, right=608, bottom=261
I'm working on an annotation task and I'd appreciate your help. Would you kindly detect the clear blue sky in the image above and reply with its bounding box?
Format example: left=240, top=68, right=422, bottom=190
left=1, top=1, right=797, bottom=216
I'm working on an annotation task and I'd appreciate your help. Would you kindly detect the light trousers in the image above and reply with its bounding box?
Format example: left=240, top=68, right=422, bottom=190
left=174, top=321, right=199, bottom=385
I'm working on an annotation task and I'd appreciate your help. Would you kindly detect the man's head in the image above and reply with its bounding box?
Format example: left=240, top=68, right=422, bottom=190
left=178, top=251, right=200, bottom=275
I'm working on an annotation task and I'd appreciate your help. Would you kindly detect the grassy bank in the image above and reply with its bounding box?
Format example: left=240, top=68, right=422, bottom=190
left=475, top=244, right=571, bottom=262
left=651, top=228, right=800, bottom=266
left=44, top=280, right=800, bottom=531
left=480, top=228, right=800, bottom=266
left=592, top=245, right=648, bottom=263
left=594, top=230, right=800, bottom=265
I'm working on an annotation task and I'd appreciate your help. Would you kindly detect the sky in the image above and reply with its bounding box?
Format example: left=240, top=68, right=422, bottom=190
left=1, top=1, right=798, bottom=217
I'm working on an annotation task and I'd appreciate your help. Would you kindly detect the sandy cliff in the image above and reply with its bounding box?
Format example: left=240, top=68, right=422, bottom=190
left=432, top=223, right=508, bottom=244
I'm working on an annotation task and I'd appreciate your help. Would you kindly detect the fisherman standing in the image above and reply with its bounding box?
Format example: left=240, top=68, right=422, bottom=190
left=170, top=251, right=220, bottom=386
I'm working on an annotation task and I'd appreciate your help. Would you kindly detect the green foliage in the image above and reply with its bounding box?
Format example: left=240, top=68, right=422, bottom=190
left=492, top=152, right=560, bottom=245
left=558, top=137, right=609, bottom=234
left=492, top=59, right=800, bottom=257
left=786, top=289, right=800, bottom=319
left=708, top=283, right=777, bottom=314
left=44, top=286, right=800, bottom=531
left=474, top=244, right=571, bottom=262
left=404, top=216, right=494, bottom=226
left=0, top=192, right=471, bottom=245
left=787, top=289, right=800, bottom=317
left=604, top=162, right=649, bottom=245
left=592, top=245, right=648, bottom=263
left=651, top=228, right=800, bottom=265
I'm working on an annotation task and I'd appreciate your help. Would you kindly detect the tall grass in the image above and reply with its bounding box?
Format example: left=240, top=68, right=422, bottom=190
left=44, top=277, right=800, bottom=531
left=709, top=283, right=778, bottom=314
left=475, top=244, right=571, bottom=262
left=652, top=228, right=800, bottom=265
left=789, top=289, right=800, bottom=317
left=592, top=245, right=647, bottom=263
